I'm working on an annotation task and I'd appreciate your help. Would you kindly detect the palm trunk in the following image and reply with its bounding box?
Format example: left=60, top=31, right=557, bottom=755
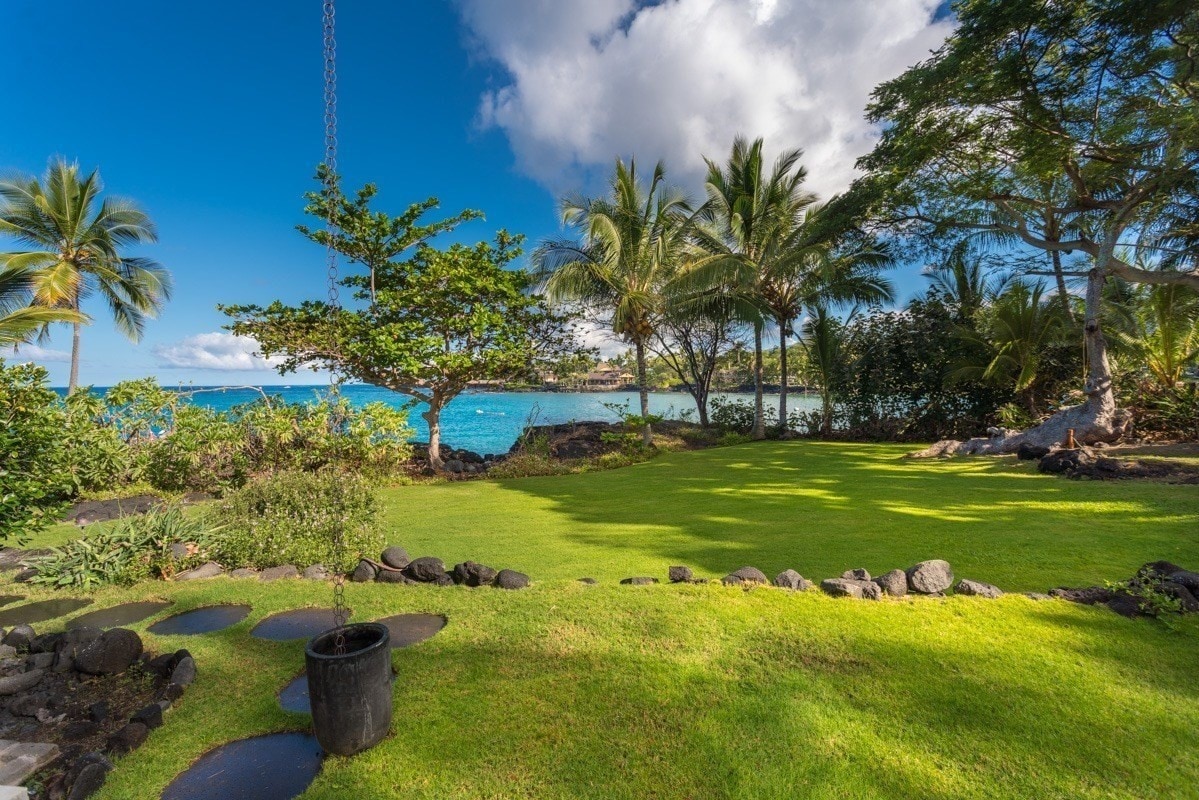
left=777, top=318, right=789, bottom=432
left=635, top=339, right=652, bottom=446
left=821, top=388, right=833, bottom=437
left=752, top=324, right=765, bottom=440
left=68, top=319, right=81, bottom=394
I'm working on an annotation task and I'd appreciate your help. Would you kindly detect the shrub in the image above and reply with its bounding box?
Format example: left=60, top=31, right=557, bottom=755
left=0, top=361, right=70, bottom=545
left=28, top=506, right=217, bottom=588
left=211, top=471, right=381, bottom=570
left=486, top=453, right=574, bottom=479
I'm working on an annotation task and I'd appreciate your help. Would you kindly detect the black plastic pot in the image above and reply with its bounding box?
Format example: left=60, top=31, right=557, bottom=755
left=305, top=622, right=392, bottom=755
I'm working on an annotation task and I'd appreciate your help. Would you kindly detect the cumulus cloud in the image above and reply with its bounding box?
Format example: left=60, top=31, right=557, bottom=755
left=153, top=333, right=285, bottom=372
left=456, top=0, right=952, bottom=199
left=8, top=343, right=71, bottom=362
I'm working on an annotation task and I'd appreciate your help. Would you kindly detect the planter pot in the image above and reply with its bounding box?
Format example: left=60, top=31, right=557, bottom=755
left=305, top=622, right=392, bottom=755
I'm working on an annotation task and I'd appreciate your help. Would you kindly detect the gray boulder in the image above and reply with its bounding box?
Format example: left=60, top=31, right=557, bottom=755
left=404, top=556, right=448, bottom=583
left=821, top=578, right=882, bottom=600
left=105, top=722, right=148, bottom=755
left=175, top=561, right=224, bottom=581
left=668, top=566, right=694, bottom=583
left=3, top=624, right=36, bottom=650
left=620, top=577, right=659, bottom=586
left=75, top=629, right=143, bottom=676
left=131, top=703, right=163, bottom=730
left=495, top=569, right=530, bottom=590
left=956, top=579, right=1002, bottom=599
left=376, top=568, right=415, bottom=584
left=873, top=569, right=908, bottom=597
left=0, top=668, right=45, bottom=696
left=350, top=559, right=378, bottom=583
left=303, top=564, right=329, bottom=580
left=906, top=560, right=954, bottom=594
left=229, top=568, right=258, bottom=579
left=170, top=656, right=197, bottom=687
left=444, top=459, right=465, bottom=474
left=452, top=561, right=498, bottom=587
left=724, top=566, right=768, bottom=585
left=773, top=569, right=811, bottom=590
left=259, top=565, right=299, bottom=581
left=842, top=568, right=871, bottom=581
left=381, top=546, right=411, bottom=570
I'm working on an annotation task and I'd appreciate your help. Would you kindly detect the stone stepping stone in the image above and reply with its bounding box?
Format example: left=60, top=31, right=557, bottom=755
left=160, top=733, right=322, bottom=800
left=0, top=740, right=59, bottom=785
left=67, top=601, right=173, bottom=630
left=375, top=613, right=447, bottom=648
left=0, top=599, right=92, bottom=628
left=0, top=597, right=23, bottom=609
left=148, top=605, right=251, bottom=636
left=250, top=609, right=349, bottom=642
left=277, top=674, right=310, bottom=714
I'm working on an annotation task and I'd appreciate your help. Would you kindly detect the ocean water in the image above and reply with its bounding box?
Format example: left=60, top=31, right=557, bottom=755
left=83, top=386, right=819, bottom=455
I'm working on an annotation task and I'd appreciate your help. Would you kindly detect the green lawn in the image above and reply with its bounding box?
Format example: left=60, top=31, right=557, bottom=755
left=12, top=441, right=1199, bottom=799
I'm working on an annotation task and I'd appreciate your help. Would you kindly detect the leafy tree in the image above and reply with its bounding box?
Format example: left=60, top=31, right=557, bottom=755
left=226, top=184, right=584, bottom=471
left=649, top=294, right=737, bottom=426
left=0, top=159, right=171, bottom=391
left=847, top=0, right=1199, bottom=449
left=534, top=159, right=690, bottom=445
left=0, top=360, right=70, bottom=544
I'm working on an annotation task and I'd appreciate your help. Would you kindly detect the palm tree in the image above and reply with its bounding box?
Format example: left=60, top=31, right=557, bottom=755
left=534, top=159, right=690, bottom=445
left=799, top=303, right=857, bottom=436
left=686, top=136, right=816, bottom=439
left=0, top=159, right=171, bottom=391
left=1108, top=282, right=1199, bottom=390
left=0, top=265, right=86, bottom=346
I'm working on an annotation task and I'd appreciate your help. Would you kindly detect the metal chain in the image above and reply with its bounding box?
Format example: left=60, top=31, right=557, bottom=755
left=323, top=0, right=348, bottom=651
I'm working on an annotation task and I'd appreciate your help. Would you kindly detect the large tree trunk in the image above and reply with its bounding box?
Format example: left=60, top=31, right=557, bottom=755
left=423, top=397, right=446, bottom=471
left=910, top=267, right=1127, bottom=457
left=751, top=324, right=766, bottom=440
left=634, top=339, right=652, bottom=446
left=68, top=318, right=81, bottom=394
left=1051, top=250, right=1076, bottom=324
left=777, top=318, right=789, bottom=432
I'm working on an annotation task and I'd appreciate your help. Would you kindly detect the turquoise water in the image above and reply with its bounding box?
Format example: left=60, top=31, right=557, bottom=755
left=108, top=386, right=818, bottom=455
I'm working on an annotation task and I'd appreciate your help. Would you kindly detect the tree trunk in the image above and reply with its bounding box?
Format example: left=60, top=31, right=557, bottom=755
left=423, top=398, right=446, bottom=471
left=777, top=318, right=789, bottom=432
left=1051, top=250, right=1076, bottom=323
left=909, top=266, right=1126, bottom=457
left=68, top=318, right=82, bottom=394
left=634, top=339, right=652, bottom=446
left=821, top=389, right=833, bottom=437
left=694, top=390, right=710, bottom=427
left=752, top=324, right=766, bottom=440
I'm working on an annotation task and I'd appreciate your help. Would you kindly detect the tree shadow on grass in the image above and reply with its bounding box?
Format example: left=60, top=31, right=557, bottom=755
left=491, top=441, right=1199, bottom=590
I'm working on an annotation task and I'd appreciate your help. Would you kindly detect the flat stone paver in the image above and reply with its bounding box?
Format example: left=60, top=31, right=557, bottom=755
left=0, top=741, right=59, bottom=786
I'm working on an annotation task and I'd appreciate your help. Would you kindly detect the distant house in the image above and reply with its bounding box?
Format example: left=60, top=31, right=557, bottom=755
left=466, top=379, right=506, bottom=390
left=584, top=362, right=633, bottom=390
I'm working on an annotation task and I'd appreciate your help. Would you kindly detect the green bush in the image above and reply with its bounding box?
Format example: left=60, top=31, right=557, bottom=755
left=0, top=361, right=70, bottom=545
left=211, top=471, right=381, bottom=570
left=28, top=505, right=217, bottom=589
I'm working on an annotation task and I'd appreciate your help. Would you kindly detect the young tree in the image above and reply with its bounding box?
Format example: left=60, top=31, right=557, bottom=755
left=649, top=295, right=737, bottom=426
left=534, top=159, right=690, bottom=445
left=224, top=185, right=584, bottom=472
left=0, top=159, right=171, bottom=392
left=847, top=0, right=1199, bottom=452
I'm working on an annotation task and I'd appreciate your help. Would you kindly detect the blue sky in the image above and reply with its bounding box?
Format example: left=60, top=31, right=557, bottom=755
left=1, top=0, right=953, bottom=387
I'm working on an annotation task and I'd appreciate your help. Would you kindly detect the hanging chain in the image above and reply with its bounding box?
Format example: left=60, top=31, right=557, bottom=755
left=323, top=0, right=348, bottom=651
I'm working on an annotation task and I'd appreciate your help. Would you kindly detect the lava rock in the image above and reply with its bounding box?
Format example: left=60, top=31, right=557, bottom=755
left=1167, top=570, right=1199, bottom=594
left=452, top=561, right=498, bottom=587
left=0, top=644, right=15, bottom=659
left=956, top=579, right=1003, bottom=599
left=303, top=564, right=329, bottom=580
left=350, top=559, right=378, bottom=583
left=1107, top=592, right=1146, bottom=618
left=88, top=702, right=109, bottom=723
left=906, top=560, right=954, bottom=594
left=130, top=703, right=163, bottom=730
left=75, top=629, right=143, bottom=676
left=259, top=565, right=299, bottom=581
left=0, top=668, right=45, bottom=696
left=431, top=572, right=455, bottom=587
left=64, top=752, right=112, bottom=800
left=404, top=556, right=448, bottom=583
left=621, top=577, right=659, bottom=586
left=376, top=568, right=415, bottom=584
left=578, top=577, right=598, bottom=585
left=773, top=569, right=811, bottom=590
left=724, top=566, right=769, bottom=585
left=1049, top=586, right=1114, bottom=604
left=1157, top=580, right=1199, bottom=612
left=144, top=653, right=179, bottom=679
left=820, top=578, right=881, bottom=600
left=229, top=568, right=258, bottom=579
left=3, top=624, right=36, bottom=650
left=105, top=722, right=148, bottom=755
left=169, top=656, right=197, bottom=687
left=380, top=546, right=411, bottom=570
left=26, top=651, right=55, bottom=670
left=873, top=569, right=908, bottom=597
left=1038, top=449, right=1093, bottom=475
left=1138, top=561, right=1184, bottom=579
left=1017, top=443, right=1051, bottom=460
left=668, top=566, right=694, bottom=583
left=444, top=459, right=465, bottom=474
left=174, top=561, right=224, bottom=581
left=841, top=568, right=871, bottom=581
left=168, top=543, right=191, bottom=561
left=62, top=720, right=100, bottom=740
left=495, top=569, right=530, bottom=590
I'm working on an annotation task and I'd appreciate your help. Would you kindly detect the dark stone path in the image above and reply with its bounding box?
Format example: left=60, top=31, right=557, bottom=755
left=160, top=733, right=322, bottom=800
left=148, top=605, right=251, bottom=636
left=67, top=601, right=173, bottom=629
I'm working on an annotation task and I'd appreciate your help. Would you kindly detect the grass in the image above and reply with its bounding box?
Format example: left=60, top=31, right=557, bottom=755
left=9, top=440, right=1199, bottom=798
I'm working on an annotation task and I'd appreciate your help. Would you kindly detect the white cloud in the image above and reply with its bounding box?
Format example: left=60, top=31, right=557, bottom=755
left=153, top=333, right=285, bottom=372
left=8, top=343, right=71, bottom=363
left=457, top=0, right=952, bottom=200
